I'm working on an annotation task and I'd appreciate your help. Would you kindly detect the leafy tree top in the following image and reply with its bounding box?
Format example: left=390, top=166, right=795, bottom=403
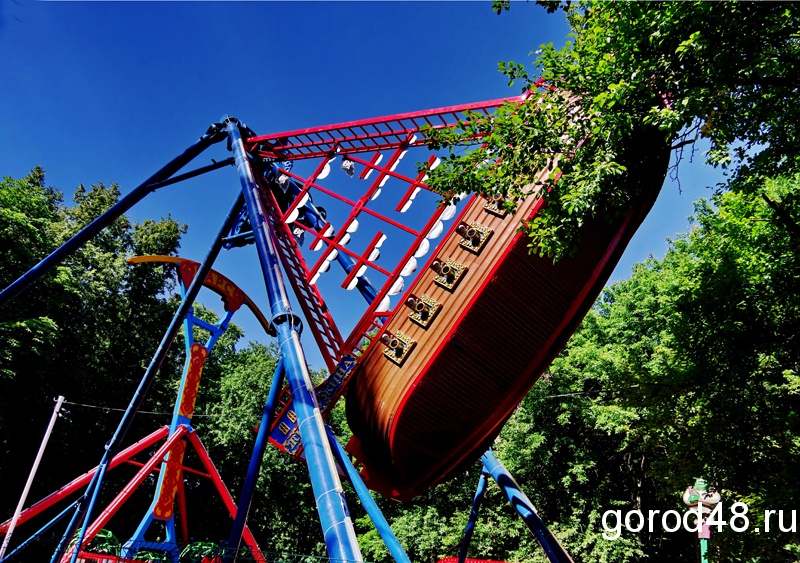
left=423, top=1, right=800, bottom=259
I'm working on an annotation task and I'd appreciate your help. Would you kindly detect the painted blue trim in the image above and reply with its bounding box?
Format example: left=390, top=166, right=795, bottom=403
left=326, top=427, right=410, bottom=563
left=123, top=540, right=180, bottom=562
left=145, top=157, right=235, bottom=191
left=122, top=512, right=156, bottom=560
left=203, top=309, right=234, bottom=351
left=227, top=118, right=362, bottom=563
left=0, top=125, right=227, bottom=309
left=458, top=469, right=489, bottom=563
left=66, top=462, right=111, bottom=563
left=49, top=467, right=103, bottom=563
left=481, top=450, right=573, bottom=563
left=223, top=359, right=286, bottom=562
left=187, top=314, right=220, bottom=335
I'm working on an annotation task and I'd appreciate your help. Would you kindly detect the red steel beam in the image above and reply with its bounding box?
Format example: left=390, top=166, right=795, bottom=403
left=61, top=426, right=189, bottom=562
left=248, top=95, right=524, bottom=161
left=176, top=478, right=189, bottom=545
left=186, top=431, right=266, bottom=563
left=0, top=426, right=170, bottom=535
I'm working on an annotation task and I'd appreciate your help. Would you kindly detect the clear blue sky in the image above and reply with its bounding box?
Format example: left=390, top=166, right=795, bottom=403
left=1, top=1, right=718, bottom=370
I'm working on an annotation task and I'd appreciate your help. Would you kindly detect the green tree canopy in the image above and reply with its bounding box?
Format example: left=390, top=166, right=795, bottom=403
left=0, top=169, right=341, bottom=558
left=0, top=169, right=188, bottom=553
left=424, top=1, right=800, bottom=259
left=488, top=174, right=800, bottom=562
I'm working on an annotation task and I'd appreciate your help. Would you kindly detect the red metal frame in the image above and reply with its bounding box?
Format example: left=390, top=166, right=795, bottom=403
left=248, top=95, right=535, bottom=379
left=0, top=427, right=170, bottom=536
left=58, top=426, right=266, bottom=563
left=76, top=554, right=136, bottom=562
left=258, top=156, right=472, bottom=366
left=254, top=129, right=438, bottom=373
left=247, top=96, right=524, bottom=161
left=62, top=427, right=190, bottom=562
left=338, top=194, right=472, bottom=358
left=176, top=477, right=189, bottom=545
left=185, top=431, right=266, bottom=563
left=257, top=174, right=345, bottom=373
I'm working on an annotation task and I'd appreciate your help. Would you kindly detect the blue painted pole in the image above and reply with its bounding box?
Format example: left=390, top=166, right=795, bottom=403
left=64, top=463, right=111, bottom=563
left=49, top=459, right=104, bottom=563
left=226, top=117, right=362, bottom=563
left=104, top=191, right=243, bottom=456
left=0, top=500, right=80, bottom=563
left=51, top=192, right=246, bottom=563
left=0, top=124, right=227, bottom=309
left=480, top=450, right=573, bottom=563
left=457, top=470, right=490, bottom=563
left=223, top=358, right=286, bottom=563
left=124, top=306, right=235, bottom=562
left=325, top=427, right=410, bottom=563
left=144, top=156, right=235, bottom=191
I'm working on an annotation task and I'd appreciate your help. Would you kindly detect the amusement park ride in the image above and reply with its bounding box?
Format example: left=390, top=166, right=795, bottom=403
left=0, top=90, right=668, bottom=563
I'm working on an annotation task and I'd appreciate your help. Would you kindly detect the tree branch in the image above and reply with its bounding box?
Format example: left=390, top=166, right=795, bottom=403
left=762, top=193, right=800, bottom=240
left=671, top=139, right=696, bottom=150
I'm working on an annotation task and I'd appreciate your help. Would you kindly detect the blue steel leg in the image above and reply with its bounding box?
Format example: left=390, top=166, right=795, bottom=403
left=51, top=193, right=246, bottom=563
left=125, top=306, right=234, bottom=561
left=480, top=451, right=573, bottom=563
left=0, top=500, right=79, bottom=563
left=227, top=117, right=362, bottom=563
left=123, top=512, right=157, bottom=560
left=0, top=125, right=227, bottom=309
left=325, top=427, right=410, bottom=563
left=164, top=518, right=179, bottom=561
left=457, top=469, right=490, bottom=563
left=49, top=463, right=103, bottom=563
left=223, top=359, right=285, bottom=563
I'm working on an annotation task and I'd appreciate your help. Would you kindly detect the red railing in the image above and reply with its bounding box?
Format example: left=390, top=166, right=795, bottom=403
left=247, top=96, right=524, bottom=161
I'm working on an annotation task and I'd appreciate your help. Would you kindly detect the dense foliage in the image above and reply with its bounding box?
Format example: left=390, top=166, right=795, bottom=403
left=493, top=176, right=800, bottom=562
left=0, top=169, right=186, bottom=503
left=425, top=1, right=800, bottom=259
left=0, top=169, right=192, bottom=557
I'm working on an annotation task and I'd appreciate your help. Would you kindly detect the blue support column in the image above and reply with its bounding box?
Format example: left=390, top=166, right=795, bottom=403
left=51, top=193, right=246, bottom=563
left=457, top=469, right=490, bottom=563
left=0, top=500, right=80, bottom=563
left=0, top=125, right=228, bottom=309
left=123, top=307, right=234, bottom=562
left=223, top=359, right=286, bottom=563
left=480, top=451, right=573, bottom=563
left=226, top=117, right=362, bottom=563
left=325, top=427, right=410, bottom=563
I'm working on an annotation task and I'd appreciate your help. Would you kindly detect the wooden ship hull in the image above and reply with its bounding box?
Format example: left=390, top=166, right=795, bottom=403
left=346, top=148, right=669, bottom=501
